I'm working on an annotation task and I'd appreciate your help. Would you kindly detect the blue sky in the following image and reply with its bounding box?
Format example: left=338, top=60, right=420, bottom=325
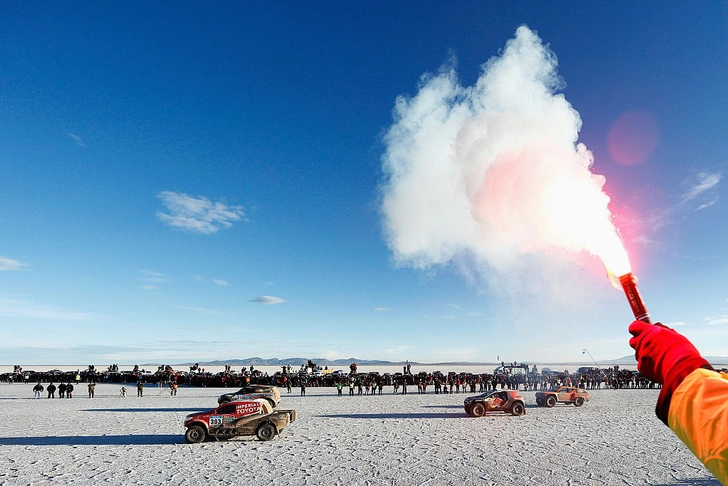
left=1, top=2, right=727, bottom=365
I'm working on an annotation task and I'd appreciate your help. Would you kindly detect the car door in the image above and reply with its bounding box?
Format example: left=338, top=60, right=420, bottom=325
left=556, top=387, right=572, bottom=402
left=210, top=404, right=237, bottom=428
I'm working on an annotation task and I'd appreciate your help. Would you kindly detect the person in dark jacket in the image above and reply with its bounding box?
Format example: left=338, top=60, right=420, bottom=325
left=66, top=383, right=74, bottom=398
left=33, top=383, right=44, bottom=399
left=58, top=382, right=66, bottom=398
left=47, top=383, right=56, bottom=398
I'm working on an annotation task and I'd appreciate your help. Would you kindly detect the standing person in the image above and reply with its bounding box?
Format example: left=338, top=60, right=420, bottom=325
left=287, top=378, right=292, bottom=394
left=300, top=380, right=306, bottom=396
left=336, top=382, right=343, bottom=396
left=629, top=320, right=728, bottom=484
left=66, top=383, right=74, bottom=398
left=170, top=382, right=178, bottom=396
left=58, top=382, right=66, bottom=398
left=33, top=382, right=44, bottom=399
left=137, top=381, right=144, bottom=397
left=87, top=382, right=95, bottom=398
left=47, top=382, right=56, bottom=398
left=349, top=381, right=354, bottom=396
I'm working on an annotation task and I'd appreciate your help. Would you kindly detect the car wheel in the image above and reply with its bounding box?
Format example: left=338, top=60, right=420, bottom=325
left=511, top=402, right=525, bottom=416
left=574, top=397, right=584, bottom=407
left=545, top=395, right=556, bottom=408
left=471, top=403, right=486, bottom=417
left=266, top=398, right=277, bottom=408
left=256, top=422, right=277, bottom=441
left=464, top=405, right=473, bottom=416
left=536, top=397, right=543, bottom=407
left=185, top=425, right=206, bottom=444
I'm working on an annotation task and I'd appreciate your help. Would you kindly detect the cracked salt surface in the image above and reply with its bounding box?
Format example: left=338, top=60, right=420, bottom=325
left=0, top=384, right=720, bottom=485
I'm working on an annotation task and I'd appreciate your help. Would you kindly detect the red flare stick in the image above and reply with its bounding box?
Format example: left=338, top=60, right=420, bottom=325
left=619, top=273, right=652, bottom=324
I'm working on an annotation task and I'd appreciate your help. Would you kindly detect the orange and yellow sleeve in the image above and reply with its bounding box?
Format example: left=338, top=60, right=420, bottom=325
left=668, top=368, right=728, bottom=485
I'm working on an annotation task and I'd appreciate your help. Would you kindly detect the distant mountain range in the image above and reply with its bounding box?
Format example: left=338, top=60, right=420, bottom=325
left=176, top=354, right=728, bottom=367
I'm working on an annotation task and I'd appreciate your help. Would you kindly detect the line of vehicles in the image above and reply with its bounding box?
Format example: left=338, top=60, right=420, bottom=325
left=183, top=383, right=590, bottom=443
left=464, top=385, right=591, bottom=417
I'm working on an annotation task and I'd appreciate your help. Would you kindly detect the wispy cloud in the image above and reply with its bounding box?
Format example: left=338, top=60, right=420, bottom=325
left=214, top=279, right=229, bottom=287
left=373, top=307, right=391, bottom=312
left=68, top=133, right=86, bottom=147
left=140, top=269, right=166, bottom=282
left=177, top=305, right=219, bottom=315
left=680, top=171, right=721, bottom=205
left=156, top=191, right=245, bottom=234
left=0, top=297, right=95, bottom=321
left=0, top=256, right=26, bottom=271
left=140, top=269, right=166, bottom=290
left=249, top=296, right=286, bottom=305
left=646, top=170, right=722, bottom=232
left=422, top=314, right=456, bottom=320
left=705, top=315, right=728, bottom=326
left=383, top=345, right=415, bottom=354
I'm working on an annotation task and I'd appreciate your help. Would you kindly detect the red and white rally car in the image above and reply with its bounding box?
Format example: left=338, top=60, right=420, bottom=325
left=184, top=399, right=296, bottom=443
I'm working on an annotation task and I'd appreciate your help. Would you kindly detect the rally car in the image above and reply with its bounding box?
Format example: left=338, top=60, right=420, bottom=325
left=535, top=385, right=590, bottom=407
left=217, top=384, right=281, bottom=408
left=464, top=389, right=526, bottom=417
left=184, top=399, right=296, bottom=443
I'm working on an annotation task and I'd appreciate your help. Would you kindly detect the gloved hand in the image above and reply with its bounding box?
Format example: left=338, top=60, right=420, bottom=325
left=629, top=320, right=712, bottom=424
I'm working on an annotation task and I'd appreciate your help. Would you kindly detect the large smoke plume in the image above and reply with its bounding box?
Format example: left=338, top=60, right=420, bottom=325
left=380, top=26, right=621, bottom=304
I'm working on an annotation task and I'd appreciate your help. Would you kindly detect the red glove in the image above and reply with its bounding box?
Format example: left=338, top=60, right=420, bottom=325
left=629, top=320, right=712, bottom=424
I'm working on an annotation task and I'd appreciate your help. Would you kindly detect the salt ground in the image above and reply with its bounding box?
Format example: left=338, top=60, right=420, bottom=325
left=0, top=383, right=719, bottom=486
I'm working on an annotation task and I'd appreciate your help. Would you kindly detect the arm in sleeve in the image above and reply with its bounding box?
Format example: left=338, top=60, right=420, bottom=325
left=668, top=368, right=728, bottom=485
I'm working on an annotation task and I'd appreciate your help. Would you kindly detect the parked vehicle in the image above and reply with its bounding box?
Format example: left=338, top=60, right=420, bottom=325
left=217, top=384, right=281, bottom=407
left=464, top=389, right=526, bottom=417
left=184, top=400, right=296, bottom=443
left=535, top=386, right=591, bottom=407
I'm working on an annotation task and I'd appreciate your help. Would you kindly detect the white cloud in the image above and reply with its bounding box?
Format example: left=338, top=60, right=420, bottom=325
left=68, top=133, right=86, bottom=147
left=139, top=269, right=166, bottom=290
left=383, top=345, right=415, bottom=354
left=156, top=191, right=245, bottom=234
left=0, top=256, right=26, bottom=271
left=0, top=297, right=95, bottom=321
left=681, top=171, right=721, bottom=205
left=432, top=347, right=478, bottom=361
left=214, top=279, right=229, bottom=287
left=249, top=296, right=286, bottom=305
left=140, top=269, right=167, bottom=283
left=422, top=314, right=456, bottom=320
left=705, top=315, right=728, bottom=326
left=177, top=305, right=219, bottom=315
left=373, top=307, right=391, bottom=312
left=627, top=170, right=722, bottom=237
